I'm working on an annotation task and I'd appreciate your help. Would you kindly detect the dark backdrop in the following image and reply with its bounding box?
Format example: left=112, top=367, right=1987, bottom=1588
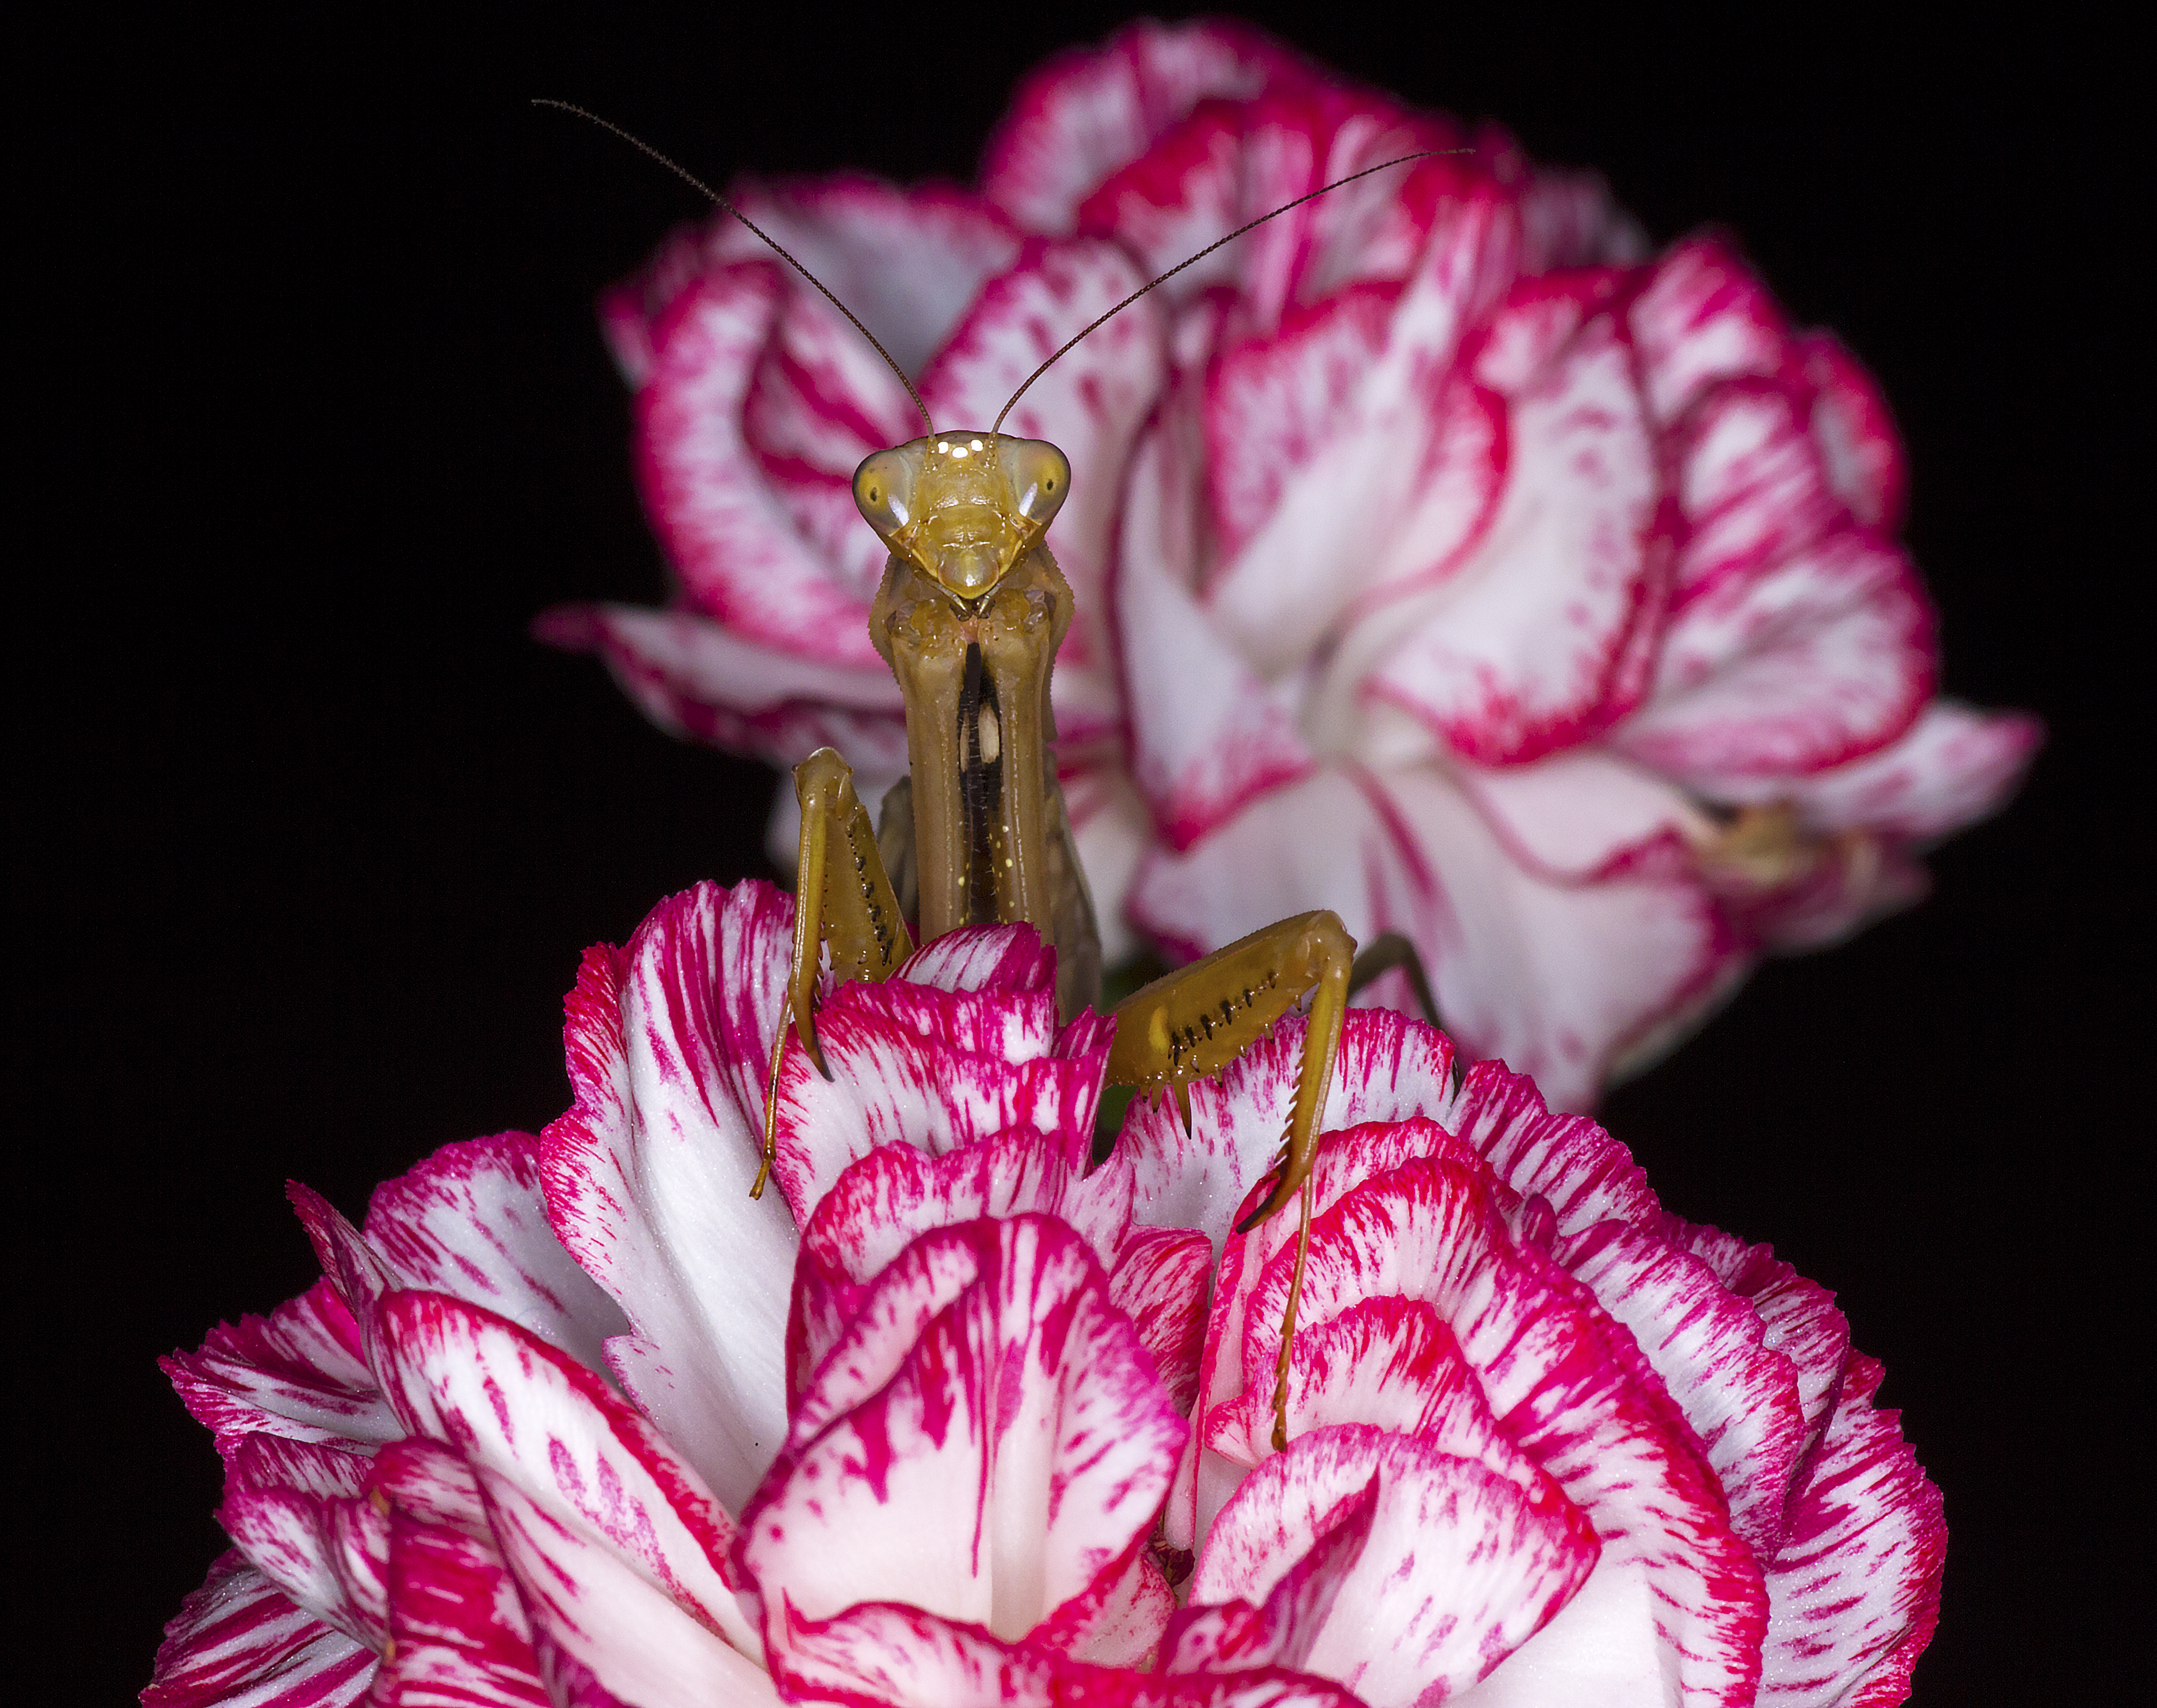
left=24, top=7, right=2133, bottom=1700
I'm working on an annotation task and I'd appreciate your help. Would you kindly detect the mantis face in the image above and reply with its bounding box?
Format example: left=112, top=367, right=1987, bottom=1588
left=855, top=432, right=1079, bottom=948
left=853, top=433, right=1071, bottom=601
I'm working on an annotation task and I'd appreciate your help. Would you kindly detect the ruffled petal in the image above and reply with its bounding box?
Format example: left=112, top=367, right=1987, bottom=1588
left=1192, top=1425, right=1598, bottom=1705
left=476, top=1471, right=779, bottom=1706
left=541, top=880, right=798, bottom=1512
left=1630, top=237, right=1792, bottom=426
left=164, top=1277, right=393, bottom=1463
left=367, top=1441, right=550, bottom=1706
left=1757, top=1356, right=1944, bottom=1707
left=604, top=178, right=1018, bottom=391
left=372, top=1291, right=756, bottom=1646
left=743, top=1215, right=1185, bottom=1659
left=1236, top=1156, right=1767, bottom=1705
left=143, top=1551, right=374, bottom=1708
left=1772, top=699, right=2043, bottom=840
left=1619, top=530, right=1936, bottom=783
left=785, top=1128, right=1104, bottom=1398
left=1117, top=430, right=1315, bottom=849
left=1670, top=376, right=1850, bottom=605
left=982, top=18, right=1310, bottom=234
left=217, top=1437, right=387, bottom=1649
left=361, top=1131, right=627, bottom=1374
left=1131, top=766, right=1737, bottom=1110
left=772, top=1601, right=1363, bottom=1707
left=635, top=266, right=888, bottom=662
left=1794, top=331, right=1905, bottom=532
left=1561, top=1220, right=1808, bottom=1555
left=1368, top=286, right=1664, bottom=765
left=919, top=237, right=1165, bottom=668
left=769, top=967, right=1105, bottom=1221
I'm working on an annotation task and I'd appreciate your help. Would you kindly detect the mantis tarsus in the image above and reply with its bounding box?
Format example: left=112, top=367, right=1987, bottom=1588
left=542, top=101, right=1451, bottom=1452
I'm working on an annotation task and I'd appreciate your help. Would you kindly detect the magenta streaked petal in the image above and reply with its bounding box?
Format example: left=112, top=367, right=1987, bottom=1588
left=981, top=18, right=1310, bottom=235
left=1237, top=1156, right=1767, bottom=1705
left=1656, top=1215, right=1853, bottom=1463
left=1075, top=1550, right=1180, bottom=1667
left=783, top=1599, right=1364, bottom=1706
left=1163, top=1477, right=1377, bottom=1676
left=1622, top=530, right=1936, bottom=783
left=1795, top=331, right=1906, bottom=531
left=897, top=921, right=1061, bottom=998
left=376, top=1508, right=549, bottom=1706
left=476, top=1469, right=779, bottom=1706
left=1631, top=236, right=1792, bottom=425
left=371, top=1291, right=762, bottom=1663
left=1444, top=1061, right=1659, bottom=1238
left=143, top=1552, right=374, bottom=1708
left=604, top=176, right=1018, bottom=390
left=1107, top=1225, right=1214, bottom=1416
left=360, top=1130, right=628, bottom=1373
left=769, top=975, right=1105, bottom=1222
left=163, top=1277, right=394, bottom=1463
left=1561, top=1220, right=1808, bottom=1556
left=1115, top=990, right=1458, bottom=1255
left=1454, top=747, right=1696, bottom=887
left=218, top=1437, right=388, bottom=1649
left=743, top=1215, right=1185, bottom=1654
left=1773, top=699, right=2043, bottom=841
left=1671, top=376, right=1850, bottom=604
left=786, top=1129, right=1101, bottom=1397
left=636, top=266, right=888, bottom=660
left=1370, top=303, right=1664, bottom=767
left=1205, top=1295, right=1496, bottom=1473
left=541, top=880, right=798, bottom=1512
left=535, top=601, right=907, bottom=775
left=1192, top=1425, right=1598, bottom=1705
left=1200, top=185, right=1525, bottom=677
left=1758, top=1357, right=1944, bottom=1707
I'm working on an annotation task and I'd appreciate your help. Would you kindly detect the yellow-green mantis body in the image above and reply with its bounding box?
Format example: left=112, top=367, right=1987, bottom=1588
left=542, top=102, right=1448, bottom=1451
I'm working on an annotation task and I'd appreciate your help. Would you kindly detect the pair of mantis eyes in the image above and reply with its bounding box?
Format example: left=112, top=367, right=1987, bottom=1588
left=853, top=434, right=1072, bottom=540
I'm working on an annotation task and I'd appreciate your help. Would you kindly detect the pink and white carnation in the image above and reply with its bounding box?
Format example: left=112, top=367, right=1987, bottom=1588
left=542, top=20, right=2037, bottom=1107
left=153, top=878, right=1942, bottom=1706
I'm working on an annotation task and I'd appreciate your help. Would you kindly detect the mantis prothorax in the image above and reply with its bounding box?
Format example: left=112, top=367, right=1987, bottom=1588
left=541, top=101, right=1455, bottom=1453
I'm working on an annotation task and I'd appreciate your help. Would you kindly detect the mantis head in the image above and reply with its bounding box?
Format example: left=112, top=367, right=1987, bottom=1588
left=853, top=433, right=1071, bottom=600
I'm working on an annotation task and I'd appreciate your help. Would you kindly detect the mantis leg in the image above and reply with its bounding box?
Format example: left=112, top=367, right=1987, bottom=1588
left=1104, top=911, right=1355, bottom=1451
left=755, top=748, right=913, bottom=1199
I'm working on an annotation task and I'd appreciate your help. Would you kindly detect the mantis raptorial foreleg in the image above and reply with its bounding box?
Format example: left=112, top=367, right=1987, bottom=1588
left=754, top=749, right=913, bottom=1199
left=1105, top=910, right=1356, bottom=1451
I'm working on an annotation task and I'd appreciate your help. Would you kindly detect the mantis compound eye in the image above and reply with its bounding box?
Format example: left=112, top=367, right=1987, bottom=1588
left=853, top=447, right=918, bottom=540
left=997, top=437, right=1071, bottom=531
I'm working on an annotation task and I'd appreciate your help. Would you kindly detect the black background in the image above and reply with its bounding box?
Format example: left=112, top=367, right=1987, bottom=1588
left=23, top=6, right=2134, bottom=1701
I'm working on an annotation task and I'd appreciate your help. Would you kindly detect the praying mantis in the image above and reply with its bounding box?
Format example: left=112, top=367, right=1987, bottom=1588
left=541, top=103, right=1449, bottom=1451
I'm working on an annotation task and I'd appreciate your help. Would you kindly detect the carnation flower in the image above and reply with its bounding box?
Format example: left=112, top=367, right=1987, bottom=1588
left=153, top=878, right=1941, bottom=1705
left=542, top=19, right=2037, bottom=1108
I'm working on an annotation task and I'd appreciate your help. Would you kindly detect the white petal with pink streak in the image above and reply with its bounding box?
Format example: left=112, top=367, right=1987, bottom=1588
left=541, top=880, right=798, bottom=1512
left=372, top=1290, right=769, bottom=1695
left=1370, top=304, right=1662, bottom=766
left=1193, top=1424, right=1598, bottom=1705
left=143, top=1551, right=375, bottom=1708
left=1757, top=1357, right=1944, bottom=1707
left=1620, top=530, right=1935, bottom=783
left=743, top=1215, right=1185, bottom=1661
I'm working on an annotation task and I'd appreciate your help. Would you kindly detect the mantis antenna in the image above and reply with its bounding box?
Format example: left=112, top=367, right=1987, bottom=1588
left=991, top=146, right=1473, bottom=434
left=534, top=99, right=937, bottom=438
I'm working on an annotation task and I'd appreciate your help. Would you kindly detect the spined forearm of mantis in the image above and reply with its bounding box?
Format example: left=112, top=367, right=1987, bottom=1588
left=543, top=99, right=1455, bottom=1456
